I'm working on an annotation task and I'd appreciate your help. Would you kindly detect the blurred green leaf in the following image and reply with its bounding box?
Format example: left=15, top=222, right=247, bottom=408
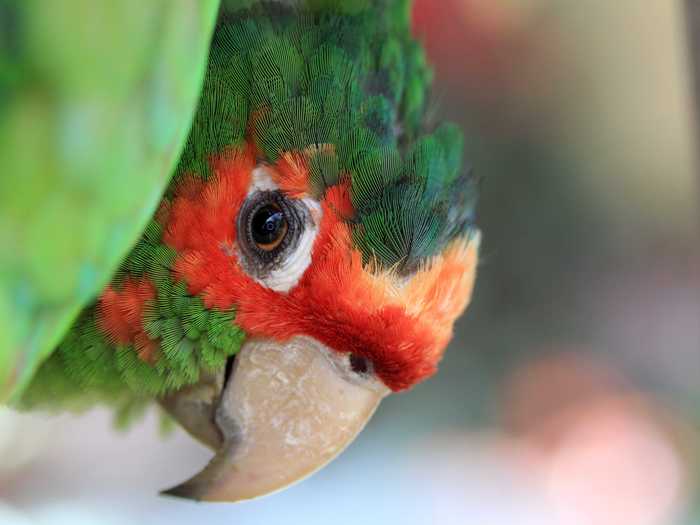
left=0, top=0, right=220, bottom=402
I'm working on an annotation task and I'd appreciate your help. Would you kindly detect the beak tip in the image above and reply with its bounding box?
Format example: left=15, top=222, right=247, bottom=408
left=160, top=484, right=201, bottom=502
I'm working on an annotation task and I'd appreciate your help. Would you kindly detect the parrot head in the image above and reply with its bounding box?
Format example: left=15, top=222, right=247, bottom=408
left=21, top=1, right=480, bottom=503
left=149, top=142, right=479, bottom=501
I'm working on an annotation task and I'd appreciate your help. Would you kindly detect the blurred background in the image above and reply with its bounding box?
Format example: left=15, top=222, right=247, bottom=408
left=2, top=1, right=699, bottom=524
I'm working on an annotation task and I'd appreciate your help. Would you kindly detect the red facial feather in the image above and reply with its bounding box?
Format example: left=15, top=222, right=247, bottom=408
left=96, top=278, right=158, bottom=363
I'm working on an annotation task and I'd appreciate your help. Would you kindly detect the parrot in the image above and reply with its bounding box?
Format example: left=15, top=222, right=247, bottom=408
left=10, top=0, right=480, bottom=502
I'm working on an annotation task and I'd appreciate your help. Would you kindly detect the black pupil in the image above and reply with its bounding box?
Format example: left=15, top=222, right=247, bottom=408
left=349, top=354, right=370, bottom=375
left=251, top=205, right=286, bottom=245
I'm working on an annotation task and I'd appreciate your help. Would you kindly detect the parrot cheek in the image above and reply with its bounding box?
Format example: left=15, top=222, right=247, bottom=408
left=162, top=336, right=389, bottom=502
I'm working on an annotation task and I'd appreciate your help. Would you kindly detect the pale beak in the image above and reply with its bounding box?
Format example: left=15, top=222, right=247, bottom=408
left=160, top=336, right=389, bottom=502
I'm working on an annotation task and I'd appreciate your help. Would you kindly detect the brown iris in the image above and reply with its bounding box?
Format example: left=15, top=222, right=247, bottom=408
left=250, top=203, right=289, bottom=251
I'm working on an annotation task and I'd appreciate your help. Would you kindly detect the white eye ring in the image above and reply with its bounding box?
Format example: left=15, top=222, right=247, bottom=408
left=236, top=165, right=321, bottom=293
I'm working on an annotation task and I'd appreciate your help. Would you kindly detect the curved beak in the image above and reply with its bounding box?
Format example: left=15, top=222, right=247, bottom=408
left=160, top=336, right=389, bottom=502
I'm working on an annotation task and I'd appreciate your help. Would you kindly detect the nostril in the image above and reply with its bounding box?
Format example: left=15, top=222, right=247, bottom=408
left=349, top=353, right=371, bottom=375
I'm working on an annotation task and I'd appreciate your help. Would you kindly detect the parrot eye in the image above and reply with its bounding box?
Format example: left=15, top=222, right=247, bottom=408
left=250, top=203, right=288, bottom=251
left=236, top=178, right=320, bottom=293
left=238, top=190, right=302, bottom=264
